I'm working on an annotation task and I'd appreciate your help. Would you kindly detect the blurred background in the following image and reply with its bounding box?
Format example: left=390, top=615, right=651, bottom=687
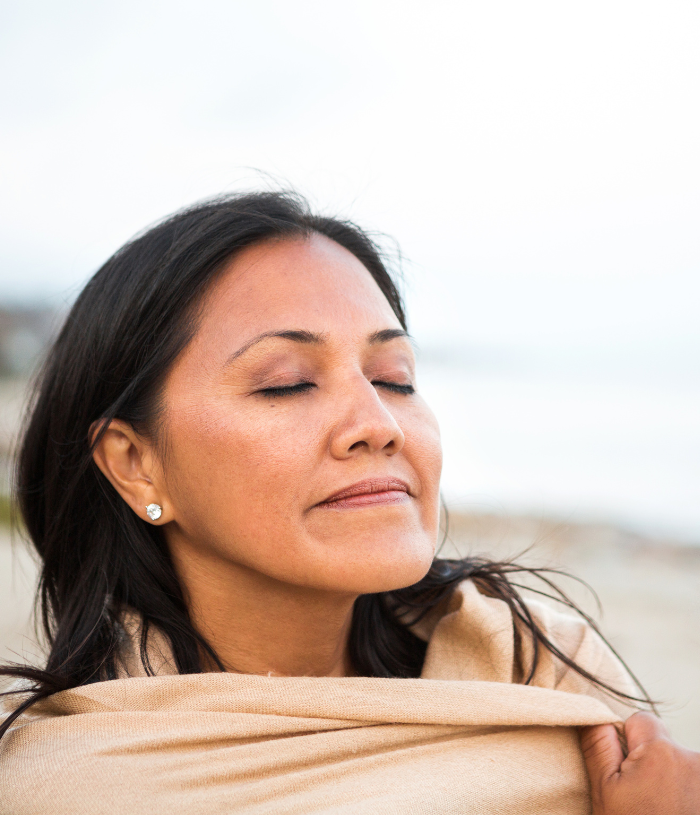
left=1, top=0, right=699, bottom=745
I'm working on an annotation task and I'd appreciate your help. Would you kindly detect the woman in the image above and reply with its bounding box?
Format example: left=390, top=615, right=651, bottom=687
left=1, top=191, right=698, bottom=813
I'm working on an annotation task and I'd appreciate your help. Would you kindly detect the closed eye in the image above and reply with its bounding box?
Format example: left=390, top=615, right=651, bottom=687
left=373, top=381, right=415, bottom=395
left=256, top=382, right=316, bottom=398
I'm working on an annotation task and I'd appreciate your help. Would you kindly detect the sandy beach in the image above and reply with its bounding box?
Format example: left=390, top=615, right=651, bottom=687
left=2, top=511, right=699, bottom=749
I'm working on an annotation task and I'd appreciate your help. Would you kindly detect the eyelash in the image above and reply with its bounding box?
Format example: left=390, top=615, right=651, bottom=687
left=257, top=382, right=315, bottom=398
left=257, top=381, right=415, bottom=398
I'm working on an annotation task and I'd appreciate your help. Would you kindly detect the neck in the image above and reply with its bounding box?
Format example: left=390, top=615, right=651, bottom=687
left=169, top=543, right=357, bottom=678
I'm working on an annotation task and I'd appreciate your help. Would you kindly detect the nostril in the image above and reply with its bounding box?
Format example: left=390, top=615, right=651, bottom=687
left=342, top=435, right=398, bottom=457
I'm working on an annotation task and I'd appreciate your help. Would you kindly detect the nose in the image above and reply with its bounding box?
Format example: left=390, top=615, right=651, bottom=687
left=329, top=375, right=406, bottom=459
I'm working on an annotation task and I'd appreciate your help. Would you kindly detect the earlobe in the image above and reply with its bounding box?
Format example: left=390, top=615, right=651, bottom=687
left=90, top=419, right=169, bottom=524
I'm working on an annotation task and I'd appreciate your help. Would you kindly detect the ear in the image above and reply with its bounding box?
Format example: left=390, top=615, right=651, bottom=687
left=91, top=419, right=171, bottom=525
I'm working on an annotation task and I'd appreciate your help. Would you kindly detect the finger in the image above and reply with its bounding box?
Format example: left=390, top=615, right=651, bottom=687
left=624, top=712, right=670, bottom=753
left=580, top=723, right=625, bottom=785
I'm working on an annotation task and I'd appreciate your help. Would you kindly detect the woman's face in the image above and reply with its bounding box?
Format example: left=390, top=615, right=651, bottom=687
left=158, top=234, right=442, bottom=595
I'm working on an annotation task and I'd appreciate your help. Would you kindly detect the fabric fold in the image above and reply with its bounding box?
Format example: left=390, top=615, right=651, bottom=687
left=26, top=671, right=618, bottom=727
left=0, top=581, right=639, bottom=814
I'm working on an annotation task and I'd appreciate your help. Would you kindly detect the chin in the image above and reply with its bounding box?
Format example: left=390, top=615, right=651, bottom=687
left=325, top=535, right=436, bottom=595
left=298, top=509, right=439, bottom=594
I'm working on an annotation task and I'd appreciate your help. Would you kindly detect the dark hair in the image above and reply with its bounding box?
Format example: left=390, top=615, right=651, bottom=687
left=0, top=191, right=651, bottom=737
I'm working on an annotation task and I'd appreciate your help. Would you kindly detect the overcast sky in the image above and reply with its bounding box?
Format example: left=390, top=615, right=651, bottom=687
left=1, top=0, right=699, bottom=355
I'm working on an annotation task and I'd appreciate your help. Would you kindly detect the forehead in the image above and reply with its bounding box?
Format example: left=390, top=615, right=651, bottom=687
left=197, top=234, right=402, bottom=340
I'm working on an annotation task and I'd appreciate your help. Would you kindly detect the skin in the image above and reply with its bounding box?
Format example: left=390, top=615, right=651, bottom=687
left=93, top=234, right=442, bottom=677
left=582, top=713, right=700, bottom=814
left=92, top=232, right=700, bottom=808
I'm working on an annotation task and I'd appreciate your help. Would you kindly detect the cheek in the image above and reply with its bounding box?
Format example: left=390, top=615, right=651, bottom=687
left=405, top=398, right=443, bottom=492
left=164, top=398, right=320, bottom=525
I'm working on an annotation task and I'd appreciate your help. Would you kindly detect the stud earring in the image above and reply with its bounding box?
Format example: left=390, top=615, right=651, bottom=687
left=146, top=503, right=162, bottom=521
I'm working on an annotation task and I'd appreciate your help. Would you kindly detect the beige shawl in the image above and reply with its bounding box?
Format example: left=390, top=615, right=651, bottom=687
left=0, top=581, right=637, bottom=814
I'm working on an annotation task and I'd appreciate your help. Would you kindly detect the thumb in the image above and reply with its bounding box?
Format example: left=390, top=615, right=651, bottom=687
left=580, top=723, right=625, bottom=789
left=624, top=711, right=670, bottom=755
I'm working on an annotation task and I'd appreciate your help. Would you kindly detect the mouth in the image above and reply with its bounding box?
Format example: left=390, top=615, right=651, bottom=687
left=315, top=478, right=412, bottom=510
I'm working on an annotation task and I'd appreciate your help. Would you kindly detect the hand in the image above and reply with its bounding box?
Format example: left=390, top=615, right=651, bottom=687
left=581, top=711, right=700, bottom=814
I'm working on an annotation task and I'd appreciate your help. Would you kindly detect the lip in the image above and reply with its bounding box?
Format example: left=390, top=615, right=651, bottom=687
left=315, top=478, right=412, bottom=509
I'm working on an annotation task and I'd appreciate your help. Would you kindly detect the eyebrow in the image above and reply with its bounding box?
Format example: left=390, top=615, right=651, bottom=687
left=224, top=327, right=412, bottom=366
left=368, top=328, right=411, bottom=345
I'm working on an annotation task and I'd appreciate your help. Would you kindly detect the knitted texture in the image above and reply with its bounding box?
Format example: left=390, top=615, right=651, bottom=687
left=0, top=581, right=636, bottom=814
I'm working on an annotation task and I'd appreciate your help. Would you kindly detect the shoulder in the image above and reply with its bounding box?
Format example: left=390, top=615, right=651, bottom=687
left=420, top=578, right=640, bottom=718
left=519, top=594, right=640, bottom=716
